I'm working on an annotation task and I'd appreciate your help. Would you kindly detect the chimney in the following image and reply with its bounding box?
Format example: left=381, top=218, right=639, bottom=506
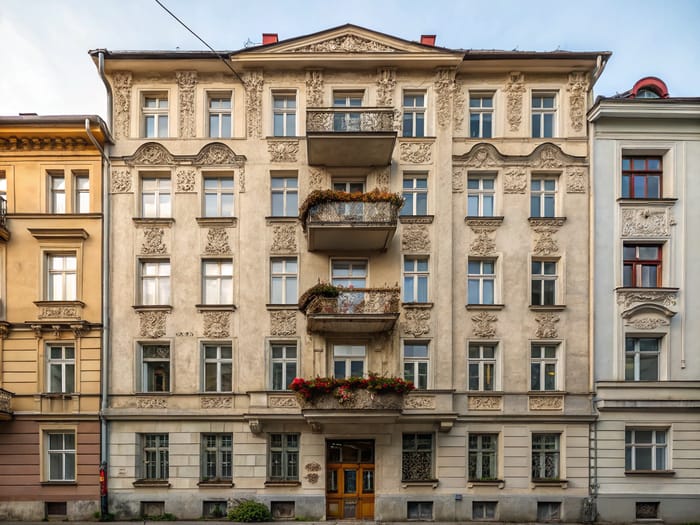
left=262, top=33, right=278, bottom=45
left=420, top=35, right=436, bottom=47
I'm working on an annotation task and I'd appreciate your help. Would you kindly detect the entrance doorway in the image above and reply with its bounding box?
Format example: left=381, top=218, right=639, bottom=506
left=326, top=440, right=375, bottom=520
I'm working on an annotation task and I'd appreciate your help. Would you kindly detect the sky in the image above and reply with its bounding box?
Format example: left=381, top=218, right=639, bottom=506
left=1, top=0, right=699, bottom=119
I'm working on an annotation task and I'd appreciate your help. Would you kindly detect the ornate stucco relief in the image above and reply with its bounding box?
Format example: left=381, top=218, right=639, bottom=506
left=434, top=68, right=456, bottom=129
left=203, top=311, right=230, bottom=338
left=111, top=168, right=132, bottom=193
left=270, top=310, right=297, bottom=336
left=243, top=70, right=264, bottom=139
left=204, top=227, right=232, bottom=255
left=376, top=68, right=397, bottom=106
left=370, top=166, right=391, bottom=191
left=567, top=72, right=589, bottom=133
left=141, top=227, right=167, bottom=255
left=400, top=142, right=432, bottom=163
left=531, top=143, right=565, bottom=169
left=402, top=224, right=430, bottom=252
left=201, top=397, right=233, bottom=409
left=566, top=167, right=586, bottom=193
left=305, top=69, right=324, bottom=107
left=112, top=71, right=132, bottom=139
left=621, top=207, right=672, bottom=238
left=38, top=305, right=81, bottom=320
left=290, top=35, right=399, bottom=53
left=139, top=311, right=169, bottom=338
left=452, top=78, right=465, bottom=132
left=194, top=143, right=245, bottom=166
left=529, top=395, right=564, bottom=410
left=136, top=398, right=168, bottom=409
left=128, top=142, right=174, bottom=166
left=175, top=168, right=196, bottom=192
left=452, top=167, right=465, bottom=193
left=467, top=219, right=501, bottom=256
left=529, top=219, right=564, bottom=256
left=624, top=317, right=670, bottom=329
left=176, top=71, right=198, bottom=138
left=463, top=144, right=499, bottom=168
left=404, top=396, right=436, bottom=409
left=268, top=140, right=299, bottom=162
left=468, top=395, right=502, bottom=410
left=271, top=224, right=297, bottom=254
left=617, top=289, right=678, bottom=310
left=472, top=311, right=497, bottom=338
left=534, top=313, right=560, bottom=339
left=402, top=308, right=430, bottom=337
left=309, top=167, right=328, bottom=191
left=504, top=72, right=525, bottom=132
left=269, top=395, right=298, bottom=408
left=503, top=167, right=526, bottom=193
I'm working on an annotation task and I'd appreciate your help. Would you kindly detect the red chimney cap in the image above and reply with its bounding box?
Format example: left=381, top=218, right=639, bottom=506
left=420, top=35, right=436, bottom=46
left=262, top=33, right=278, bottom=45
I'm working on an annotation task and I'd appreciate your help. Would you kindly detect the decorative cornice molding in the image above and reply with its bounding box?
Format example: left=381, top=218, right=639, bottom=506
left=123, top=142, right=245, bottom=168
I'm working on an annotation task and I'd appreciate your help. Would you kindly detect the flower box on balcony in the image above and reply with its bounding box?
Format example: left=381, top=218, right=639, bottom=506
left=290, top=374, right=414, bottom=410
left=299, top=189, right=403, bottom=228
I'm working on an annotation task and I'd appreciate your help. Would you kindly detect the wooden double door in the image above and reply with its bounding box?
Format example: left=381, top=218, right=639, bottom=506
left=326, top=440, right=375, bottom=520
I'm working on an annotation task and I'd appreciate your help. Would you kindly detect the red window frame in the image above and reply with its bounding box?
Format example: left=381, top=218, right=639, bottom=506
left=622, top=156, right=662, bottom=199
left=623, top=244, right=662, bottom=288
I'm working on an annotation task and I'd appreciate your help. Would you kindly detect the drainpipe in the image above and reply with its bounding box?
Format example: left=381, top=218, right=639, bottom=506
left=96, top=50, right=113, bottom=131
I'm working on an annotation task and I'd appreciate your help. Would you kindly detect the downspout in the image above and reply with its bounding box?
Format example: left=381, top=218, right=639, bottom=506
left=96, top=51, right=113, bottom=130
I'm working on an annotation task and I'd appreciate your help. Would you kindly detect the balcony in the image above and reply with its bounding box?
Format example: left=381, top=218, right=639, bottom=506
left=306, top=108, right=397, bottom=166
left=0, top=197, right=9, bottom=242
left=0, top=388, right=13, bottom=421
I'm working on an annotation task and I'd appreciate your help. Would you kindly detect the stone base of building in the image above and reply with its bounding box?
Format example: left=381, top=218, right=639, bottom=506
left=596, top=494, right=700, bottom=524
left=0, top=499, right=98, bottom=521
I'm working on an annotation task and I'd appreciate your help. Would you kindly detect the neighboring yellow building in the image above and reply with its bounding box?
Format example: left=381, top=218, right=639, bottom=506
left=0, top=115, right=111, bottom=520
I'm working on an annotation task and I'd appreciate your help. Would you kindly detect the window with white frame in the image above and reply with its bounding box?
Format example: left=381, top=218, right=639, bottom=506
left=141, top=176, right=171, bottom=218
left=403, top=341, right=428, bottom=389
left=402, top=433, right=433, bottom=481
left=468, top=434, right=498, bottom=480
left=403, top=256, right=429, bottom=303
left=46, top=253, right=77, bottom=301
left=468, top=343, right=497, bottom=391
left=140, top=344, right=170, bottom=393
left=333, top=91, right=363, bottom=132
left=530, top=177, right=557, bottom=217
left=203, top=174, right=234, bottom=217
left=333, top=344, right=366, bottom=378
left=331, top=259, right=367, bottom=287
left=46, top=431, right=75, bottom=481
left=272, top=93, right=296, bottom=137
left=269, top=433, right=299, bottom=481
left=270, top=174, right=298, bottom=217
left=468, top=259, right=496, bottom=305
left=402, top=91, right=426, bottom=137
left=625, top=428, right=667, bottom=471
left=140, top=433, right=169, bottom=480
left=202, top=344, right=232, bottom=392
left=47, top=344, right=75, bottom=393
left=469, top=93, right=493, bottom=138
left=271, top=342, right=297, bottom=391
left=531, top=433, right=560, bottom=480
left=530, top=344, right=559, bottom=391
left=202, top=259, right=233, bottom=304
left=49, top=172, right=66, bottom=213
left=625, top=337, right=660, bottom=381
left=531, top=93, right=556, bottom=138
left=208, top=93, right=232, bottom=138
left=201, top=433, right=233, bottom=481
left=140, top=260, right=170, bottom=305
left=473, top=501, right=497, bottom=520
left=531, top=260, right=558, bottom=306
left=73, top=172, right=90, bottom=213
left=270, top=257, right=297, bottom=304
left=143, top=93, right=169, bottom=138
left=467, top=174, right=495, bottom=217
left=401, top=173, right=428, bottom=216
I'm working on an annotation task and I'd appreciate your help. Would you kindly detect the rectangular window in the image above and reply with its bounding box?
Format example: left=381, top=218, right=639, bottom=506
left=140, top=344, right=170, bottom=393
left=402, top=433, right=433, bottom=481
left=401, top=174, right=428, bottom=216
left=269, top=433, right=299, bottom=481
left=402, top=92, right=426, bottom=137
left=407, top=502, right=433, bottom=520
left=0, top=171, right=6, bottom=200
left=143, top=93, right=169, bottom=138
left=625, top=429, right=667, bottom=471
left=201, top=433, right=233, bottom=481
left=141, top=176, right=171, bottom=218
left=270, top=257, right=298, bottom=304
left=271, top=175, right=298, bottom=217
left=530, top=177, right=557, bottom=218
left=203, top=344, right=232, bottom=392
left=73, top=172, right=90, bottom=213
left=333, top=91, right=363, bottom=132
left=141, top=433, right=169, bottom=480
left=203, top=175, right=234, bottom=217
left=331, top=260, right=367, bottom=287
left=403, top=341, right=429, bottom=389
left=531, top=93, right=556, bottom=138
left=469, top=434, right=497, bottom=481
left=273, top=93, right=296, bottom=137
left=208, top=93, right=232, bottom=138
left=46, top=431, right=75, bottom=481
left=625, top=337, right=659, bottom=381
left=47, top=344, right=75, bottom=393
left=271, top=343, right=297, bottom=391
left=623, top=245, right=661, bottom=288
left=467, top=175, right=495, bottom=217
left=468, top=259, right=495, bottom=305
left=531, top=260, right=557, bottom=306
left=473, top=501, right=497, bottom=520
left=47, top=254, right=77, bottom=301
left=49, top=173, right=66, bottom=213
left=530, top=344, right=559, bottom=391
left=403, top=257, right=429, bottom=303
left=622, top=157, right=662, bottom=198
left=470, top=94, right=493, bottom=138
left=468, top=343, right=496, bottom=391
left=333, top=345, right=366, bottom=379
left=202, top=260, right=233, bottom=304
left=531, top=433, right=560, bottom=480
left=140, top=260, right=170, bottom=305
left=537, top=502, right=561, bottom=522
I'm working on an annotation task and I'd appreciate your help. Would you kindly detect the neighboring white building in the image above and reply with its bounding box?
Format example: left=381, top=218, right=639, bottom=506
left=589, top=77, right=700, bottom=523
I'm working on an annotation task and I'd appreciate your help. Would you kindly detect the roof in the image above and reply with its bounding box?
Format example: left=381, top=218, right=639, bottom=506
left=0, top=114, right=113, bottom=145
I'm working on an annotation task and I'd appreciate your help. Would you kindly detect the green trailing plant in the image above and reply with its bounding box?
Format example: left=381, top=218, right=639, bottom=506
left=298, top=188, right=404, bottom=225
left=228, top=500, right=272, bottom=522
left=297, top=281, right=341, bottom=312
left=289, top=372, right=415, bottom=402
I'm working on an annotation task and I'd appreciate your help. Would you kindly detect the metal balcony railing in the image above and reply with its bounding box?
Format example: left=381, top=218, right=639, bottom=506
left=303, top=288, right=400, bottom=316
left=306, top=108, right=396, bottom=133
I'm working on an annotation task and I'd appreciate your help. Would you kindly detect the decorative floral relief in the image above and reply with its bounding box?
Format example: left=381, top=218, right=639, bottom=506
left=38, top=306, right=80, bottom=319
left=136, top=398, right=168, bottom=409
left=624, top=317, right=670, bottom=329
left=205, top=227, right=232, bottom=255
left=617, top=290, right=677, bottom=309
left=243, top=70, right=264, bottom=139
left=194, top=143, right=245, bottom=166
left=203, top=311, right=230, bottom=338
left=238, top=165, right=246, bottom=193
left=402, top=308, right=430, bottom=337
left=141, top=227, right=167, bottom=255
left=269, top=395, right=298, bottom=408
left=371, top=166, right=391, bottom=191
left=304, top=473, right=320, bottom=484
left=400, top=142, right=432, bottom=163
left=505, top=72, right=525, bottom=131
left=271, top=224, right=297, bottom=253
left=566, top=167, right=586, bottom=193
left=309, top=167, right=327, bottom=190
left=176, top=71, right=197, bottom=138
left=452, top=78, right=465, bottom=132
left=621, top=207, right=671, bottom=238
left=404, top=396, right=436, bottom=409
left=468, top=226, right=497, bottom=256
left=290, top=35, right=399, bottom=53
left=402, top=224, right=430, bottom=252
left=112, top=72, right=132, bottom=139
left=452, top=167, right=465, bottom=193
left=434, top=68, right=456, bottom=129
left=111, top=168, right=132, bottom=193
left=472, top=311, right=497, bottom=338
left=464, top=144, right=499, bottom=168
left=529, top=395, right=563, bottom=410
left=567, top=72, right=589, bottom=133
left=139, top=311, right=168, bottom=338
left=468, top=395, right=502, bottom=410
left=305, top=69, right=324, bottom=107
left=201, top=397, right=233, bottom=409
left=532, top=226, right=560, bottom=256
left=128, top=142, right=174, bottom=166
left=531, top=143, right=565, bottom=169
left=176, top=168, right=196, bottom=192
left=535, top=313, right=560, bottom=339
left=376, top=67, right=396, bottom=106
left=270, top=310, right=296, bottom=336
left=268, top=140, right=299, bottom=162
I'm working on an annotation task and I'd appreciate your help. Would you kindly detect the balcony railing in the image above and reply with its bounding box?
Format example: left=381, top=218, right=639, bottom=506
left=306, top=200, right=399, bottom=226
left=303, top=288, right=400, bottom=316
left=306, top=108, right=396, bottom=133
left=0, top=388, right=13, bottom=419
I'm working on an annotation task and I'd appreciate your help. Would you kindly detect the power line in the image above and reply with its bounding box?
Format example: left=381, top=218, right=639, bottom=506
left=154, top=0, right=245, bottom=84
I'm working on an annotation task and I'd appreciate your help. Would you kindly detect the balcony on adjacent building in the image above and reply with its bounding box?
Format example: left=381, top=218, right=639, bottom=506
left=0, top=197, right=9, bottom=242
left=306, top=108, right=397, bottom=166
left=0, top=388, right=13, bottom=421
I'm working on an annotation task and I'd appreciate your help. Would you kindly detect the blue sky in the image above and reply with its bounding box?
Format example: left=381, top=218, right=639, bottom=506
left=1, top=0, right=699, bottom=117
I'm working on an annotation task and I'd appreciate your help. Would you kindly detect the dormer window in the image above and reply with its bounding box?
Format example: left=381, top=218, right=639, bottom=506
left=636, top=89, right=661, bottom=99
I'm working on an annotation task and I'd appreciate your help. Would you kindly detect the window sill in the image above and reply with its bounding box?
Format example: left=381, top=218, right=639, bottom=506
left=132, top=304, right=173, bottom=312
left=40, top=392, right=78, bottom=399
left=615, top=286, right=679, bottom=293
left=399, top=215, right=434, bottom=224
left=198, top=480, right=235, bottom=487
left=465, top=216, right=504, bottom=225
left=264, top=480, right=301, bottom=487
left=401, top=479, right=439, bottom=488
left=133, top=479, right=171, bottom=488
left=402, top=302, right=434, bottom=309
left=466, top=304, right=505, bottom=311
left=467, top=479, right=505, bottom=489
left=41, top=481, right=77, bottom=486
left=266, top=304, right=298, bottom=310
left=528, top=217, right=567, bottom=223
left=133, top=217, right=175, bottom=226
left=625, top=470, right=675, bottom=477
left=196, top=217, right=238, bottom=227
left=195, top=304, right=237, bottom=312
left=617, top=197, right=677, bottom=204
left=529, top=304, right=566, bottom=311
left=265, top=216, right=299, bottom=224
left=531, top=479, right=568, bottom=489
left=34, top=300, right=86, bottom=308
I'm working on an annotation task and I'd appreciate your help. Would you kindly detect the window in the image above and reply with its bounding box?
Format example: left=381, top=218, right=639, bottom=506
left=47, top=254, right=77, bottom=301
left=332, top=180, right=365, bottom=193
left=269, top=433, right=299, bottom=481
left=403, top=341, right=428, bottom=389
left=473, top=501, right=497, bottom=520
left=333, top=345, right=366, bottom=378
left=531, top=260, right=557, bottom=306
left=208, top=93, right=232, bottom=138
left=140, top=260, right=170, bottom=305
left=270, top=257, right=297, bottom=304
left=530, top=344, right=559, bottom=391
left=140, top=344, right=170, bottom=392
left=402, top=433, right=433, bottom=481
left=531, top=93, right=556, bottom=138
left=531, top=433, right=560, bottom=480
left=143, top=93, right=169, bottom=138
left=201, top=434, right=232, bottom=480
left=636, top=502, right=660, bottom=520
left=468, top=259, right=495, bottom=305
left=468, top=434, right=498, bottom=480
left=537, top=502, right=561, bottom=522
left=404, top=257, right=429, bottom=303
left=403, top=92, right=425, bottom=137
left=530, top=177, right=557, bottom=217
left=625, top=429, right=667, bottom=471
left=203, top=344, right=232, bottom=392
left=141, top=433, right=169, bottom=480
left=331, top=260, right=367, bottom=288
left=270, top=175, right=298, bottom=217
left=271, top=343, right=297, bottom=391
left=46, top=432, right=75, bottom=481
left=623, top=245, right=661, bottom=288
left=273, top=93, right=296, bottom=137
left=73, top=173, right=90, bottom=213
left=49, top=173, right=66, bottom=213
left=468, top=343, right=496, bottom=391
left=203, top=175, right=234, bottom=217
left=467, top=175, right=495, bottom=217
left=407, top=502, right=433, bottom=520
left=401, top=174, right=428, bottom=216
left=141, top=176, right=171, bottom=218
left=0, top=171, right=6, bottom=201
left=202, top=260, right=233, bottom=304
left=469, top=94, right=493, bottom=138
left=622, top=157, right=662, bottom=199
left=625, top=337, right=659, bottom=381
left=47, top=344, right=75, bottom=393
left=333, top=91, right=363, bottom=132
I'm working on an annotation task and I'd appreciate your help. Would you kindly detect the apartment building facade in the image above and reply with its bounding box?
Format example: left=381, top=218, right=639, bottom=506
left=93, top=25, right=609, bottom=521
left=0, top=115, right=110, bottom=520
